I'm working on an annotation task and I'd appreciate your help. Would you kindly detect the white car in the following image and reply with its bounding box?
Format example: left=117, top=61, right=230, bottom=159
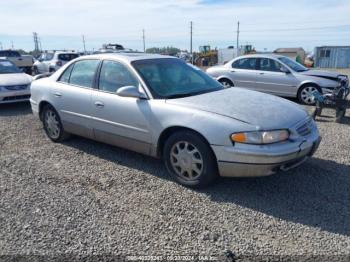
left=33, top=51, right=79, bottom=74
left=0, top=58, right=32, bottom=104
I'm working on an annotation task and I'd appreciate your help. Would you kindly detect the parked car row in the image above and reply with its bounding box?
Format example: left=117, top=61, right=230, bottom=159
left=3, top=51, right=349, bottom=187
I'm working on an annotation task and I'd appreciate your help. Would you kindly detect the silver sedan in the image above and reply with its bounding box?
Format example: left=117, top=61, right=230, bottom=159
left=207, top=54, right=349, bottom=105
left=30, top=53, right=321, bottom=188
left=0, top=58, right=32, bottom=104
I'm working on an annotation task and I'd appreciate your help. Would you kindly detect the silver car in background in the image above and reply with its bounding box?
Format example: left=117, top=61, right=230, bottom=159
left=30, top=53, right=321, bottom=188
left=207, top=54, right=349, bottom=105
left=0, top=58, right=32, bottom=104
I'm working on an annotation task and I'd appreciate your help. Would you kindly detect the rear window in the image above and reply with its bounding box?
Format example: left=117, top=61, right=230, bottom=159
left=58, top=54, right=79, bottom=61
left=0, top=51, right=20, bottom=57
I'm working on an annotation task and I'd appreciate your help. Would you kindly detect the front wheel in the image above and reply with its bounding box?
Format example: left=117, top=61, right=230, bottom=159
left=298, top=85, right=320, bottom=105
left=219, top=78, right=234, bottom=88
left=336, top=107, right=346, bottom=123
left=42, top=105, right=70, bottom=142
left=163, top=131, right=218, bottom=188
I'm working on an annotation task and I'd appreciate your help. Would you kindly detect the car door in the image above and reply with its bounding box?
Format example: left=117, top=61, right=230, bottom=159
left=91, top=60, right=152, bottom=155
left=228, top=57, right=258, bottom=89
left=255, top=58, right=298, bottom=96
left=52, top=59, right=100, bottom=138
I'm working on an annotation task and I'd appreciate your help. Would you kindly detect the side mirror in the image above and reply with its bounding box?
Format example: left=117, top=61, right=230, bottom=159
left=38, top=58, right=43, bottom=62
left=280, top=67, right=291, bottom=74
left=116, top=85, right=147, bottom=99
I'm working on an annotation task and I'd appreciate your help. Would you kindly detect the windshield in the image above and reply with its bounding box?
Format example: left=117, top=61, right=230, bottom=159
left=0, top=60, right=22, bottom=74
left=278, top=57, right=308, bottom=72
left=132, top=58, right=223, bottom=99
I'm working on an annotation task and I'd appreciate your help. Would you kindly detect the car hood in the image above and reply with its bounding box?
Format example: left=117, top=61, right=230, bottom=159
left=299, top=69, right=340, bottom=80
left=165, top=88, right=308, bottom=129
left=0, top=73, right=32, bottom=86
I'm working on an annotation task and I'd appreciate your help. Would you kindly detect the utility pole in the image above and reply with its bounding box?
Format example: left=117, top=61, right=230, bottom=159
left=33, top=32, right=39, bottom=52
left=0, top=42, right=2, bottom=50
left=82, top=35, right=86, bottom=54
left=11, top=41, right=14, bottom=49
left=190, top=21, right=193, bottom=64
left=236, top=21, right=240, bottom=52
left=39, top=38, right=42, bottom=51
left=142, top=29, right=146, bottom=52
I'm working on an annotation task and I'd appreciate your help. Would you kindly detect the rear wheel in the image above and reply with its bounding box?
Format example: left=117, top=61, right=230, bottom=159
left=163, top=131, right=218, bottom=188
left=219, top=78, right=234, bottom=88
left=298, top=85, right=320, bottom=105
left=42, top=105, right=70, bottom=142
left=336, top=107, right=346, bottom=123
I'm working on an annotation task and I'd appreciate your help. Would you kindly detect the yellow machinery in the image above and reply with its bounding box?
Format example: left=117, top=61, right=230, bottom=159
left=195, top=45, right=218, bottom=67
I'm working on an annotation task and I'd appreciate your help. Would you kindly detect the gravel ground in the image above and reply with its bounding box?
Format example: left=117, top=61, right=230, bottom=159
left=1, top=102, right=350, bottom=261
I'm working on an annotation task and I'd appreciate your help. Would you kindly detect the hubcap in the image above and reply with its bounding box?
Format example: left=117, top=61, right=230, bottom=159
left=170, top=141, right=203, bottom=180
left=44, top=110, right=60, bottom=139
left=301, top=86, right=317, bottom=104
left=221, top=81, right=232, bottom=88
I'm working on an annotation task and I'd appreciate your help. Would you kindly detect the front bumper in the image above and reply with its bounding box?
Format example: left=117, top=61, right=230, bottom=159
left=212, top=130, right=321, bottom=177
left=0, top=90, right=31, bottom=104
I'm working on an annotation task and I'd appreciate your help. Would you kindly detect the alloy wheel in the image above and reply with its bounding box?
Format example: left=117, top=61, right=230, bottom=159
left=300, top=86, right=317, bottom=104
left=44, top=109, right=60, bottom=139
left=170, top=141, right=203, bottom=181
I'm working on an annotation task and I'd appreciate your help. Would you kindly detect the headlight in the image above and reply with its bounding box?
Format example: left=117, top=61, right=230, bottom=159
left=231, top=130, right=289, bottom=144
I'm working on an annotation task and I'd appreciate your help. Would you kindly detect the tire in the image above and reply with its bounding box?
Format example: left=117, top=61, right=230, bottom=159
left=315, top=101, right=323, bottom=117
left=218, top=78, right=234, bottom=88
left=163, top=130, right=218, bottom=188
left=297, top=85, right=321, bottom=105
left=33, top=66, right=39, bottom=75
left=336, top=107, right=346, bottom=123
left=42, top=104, right=70, bottom=142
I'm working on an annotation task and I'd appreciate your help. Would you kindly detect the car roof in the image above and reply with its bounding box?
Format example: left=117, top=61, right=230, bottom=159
left=80, top=52, right=176, bottom=63
left=236, top=54, right=285, bottom=59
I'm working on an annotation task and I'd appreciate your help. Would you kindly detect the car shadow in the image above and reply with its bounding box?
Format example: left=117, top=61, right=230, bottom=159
left=62, top=136, right=350, bottom=237
left=0, top=102, right=32, bottom=117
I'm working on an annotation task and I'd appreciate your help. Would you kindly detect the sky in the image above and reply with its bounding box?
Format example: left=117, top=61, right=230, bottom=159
left=0, top=0, right=350, bottom=53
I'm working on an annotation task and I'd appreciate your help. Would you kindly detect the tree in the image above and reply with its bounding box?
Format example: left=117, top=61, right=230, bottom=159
left=146, top=46, right=181, bottom=56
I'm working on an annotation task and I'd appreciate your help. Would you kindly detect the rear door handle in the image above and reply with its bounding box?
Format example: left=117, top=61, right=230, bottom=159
left=94, top=101, right=104, bottom=108
left=230, top=70, right=235, bottom=72
left=54, top=92, right=62, bottom=97
left=259, top=72, right=265, bottom=75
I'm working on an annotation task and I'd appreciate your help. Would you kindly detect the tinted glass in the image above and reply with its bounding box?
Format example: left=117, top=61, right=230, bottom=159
left=69, top=60, right=100, bottom=88
left=0, top=60, right=21, bottom=74
left=132, top=58, right=223, bottom=99
left=278, top=57, right=308, bottom=72
left=44, top=53, right=54, bottom=61
left=99, top=60, right=139, bottom=93
left=259, top=58, right=283, bottom=72
left=58, top=53, right=79, bottom=61
left=232, top=58, right=257, bottom=70
left=58, top=63, right=74, bottom=83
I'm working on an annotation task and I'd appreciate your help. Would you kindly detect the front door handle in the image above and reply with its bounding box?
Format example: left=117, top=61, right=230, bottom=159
left=94, top=101, right=104, bottom=108
left=259, top=72, right=265, bottom=75
left=230, top=70, right=235, bottom=72
left=54, top=92, right=62, bottom=97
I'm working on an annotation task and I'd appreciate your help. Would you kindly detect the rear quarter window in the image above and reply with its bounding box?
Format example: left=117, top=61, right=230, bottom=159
left=58, top=54, right=79, bottom=61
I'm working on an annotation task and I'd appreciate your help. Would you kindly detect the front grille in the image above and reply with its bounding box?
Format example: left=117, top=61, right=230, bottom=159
left=4, top=85, right=29, bottom=91
left=296, top=118, right=314, bottom=137
left=3, top=95, right=30, bottom=101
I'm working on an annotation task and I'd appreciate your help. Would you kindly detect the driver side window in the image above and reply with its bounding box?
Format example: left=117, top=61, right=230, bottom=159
left=98, top=60, right=139, bottom=93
